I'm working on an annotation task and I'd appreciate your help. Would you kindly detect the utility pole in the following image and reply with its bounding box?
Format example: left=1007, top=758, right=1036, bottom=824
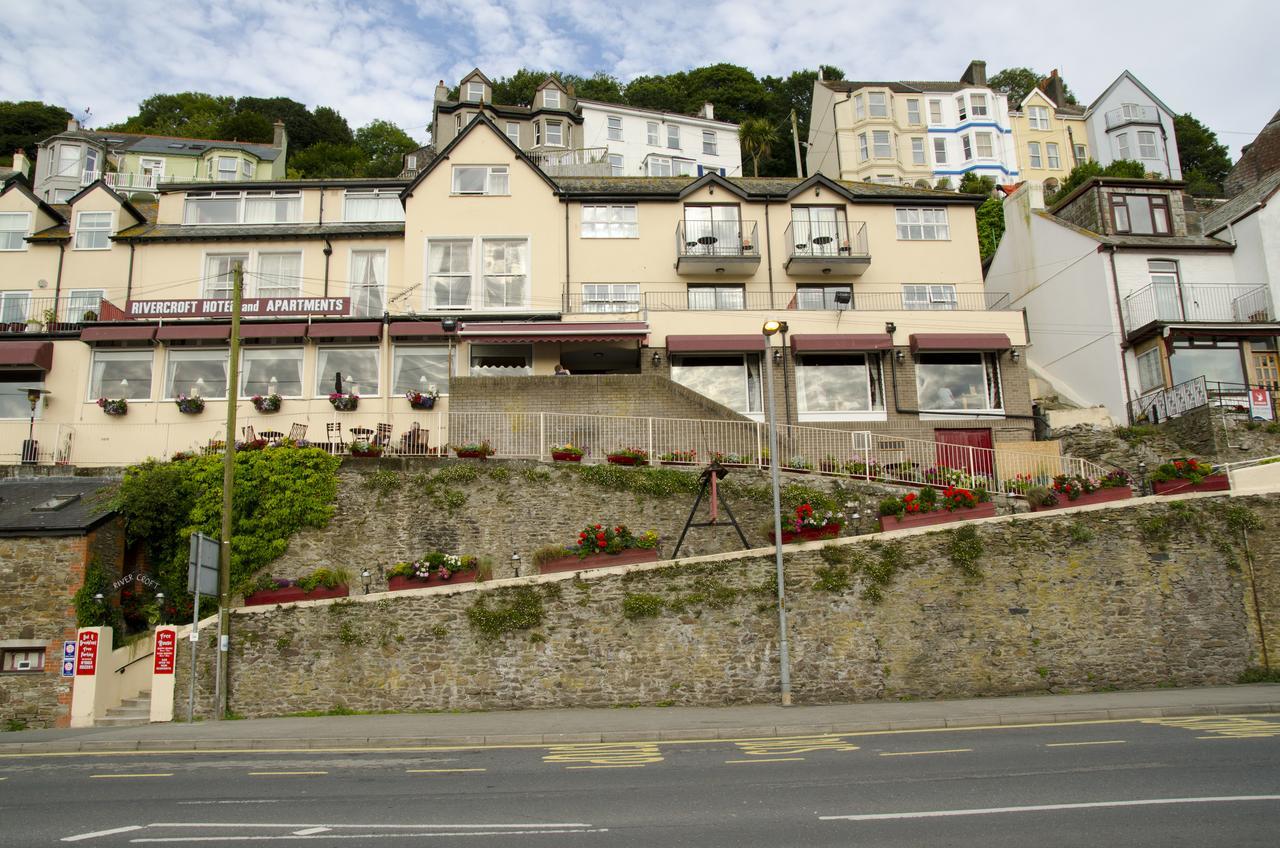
left=790, top=109, right=804, bottom=178
left=215, top=262, right=244, bottom=720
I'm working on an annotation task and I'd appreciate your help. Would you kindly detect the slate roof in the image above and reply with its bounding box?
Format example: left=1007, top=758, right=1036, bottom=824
left=822, top=80, right=970, bottom=94
left=39, top=129, right=282, bottom=161
left=1202, top=169, right=1280, bottom=235
left=0, top=477, right=118, bottom=537
left=115, top=222, right=405, bottom=242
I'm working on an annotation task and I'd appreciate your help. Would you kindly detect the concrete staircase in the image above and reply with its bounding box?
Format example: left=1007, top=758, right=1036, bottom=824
left=97, top=691, right=151, bottom=727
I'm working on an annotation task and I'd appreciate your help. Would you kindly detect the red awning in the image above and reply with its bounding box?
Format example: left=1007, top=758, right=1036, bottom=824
left=791, top=333, right=893, bottom=352
left=156, top=324, right=231, bottom=342
left=461, top=321, right=648, bottom=344
left=240, top=322, right=307, bottom=341
left=665, top=334, right=767, bottom=353
left=389, top=321, right=448, bottom=339
left=80, top=325, right=157, bottom=344
left=307, top=322, right=383, bottom=341
left=0, top=341, right=53, bottom=370
left=909, top=333, right=1012, bottom=352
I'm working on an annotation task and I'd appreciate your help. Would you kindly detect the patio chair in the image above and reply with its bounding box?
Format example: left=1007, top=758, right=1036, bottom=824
left=326, top=422, right=344, bottom=453
left=242, top=425, right=256, bottom=443
left=288, top=423, right=308, bottom=442
left=374, top=423, right=393, bottom=451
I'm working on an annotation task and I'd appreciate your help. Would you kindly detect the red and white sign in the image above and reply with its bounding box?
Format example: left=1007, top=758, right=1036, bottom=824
left=153, top=629, right=177, bottom=675
left=1249, top=388, right=1274, bottom=422
left=75, top=631, right=99, bottom=676
left=124, top=297, right=350, bottom=318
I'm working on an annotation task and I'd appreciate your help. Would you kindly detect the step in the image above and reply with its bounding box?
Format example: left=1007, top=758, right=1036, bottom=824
left=95, top=715, right=150, bottom=727
left=117, top=697, right=151, bottom=710
left=104, top=705, right=150, bottom=717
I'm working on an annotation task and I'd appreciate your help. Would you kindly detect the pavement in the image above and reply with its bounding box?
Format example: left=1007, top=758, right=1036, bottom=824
left=2, top=683, right=1277, bottom=754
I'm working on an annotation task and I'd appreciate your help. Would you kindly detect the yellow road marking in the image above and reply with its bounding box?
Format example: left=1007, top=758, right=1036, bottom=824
left=248, top=770, right=328, bottom=776
left=725, top=757, right=805, bottom=764
left=89, top=773, right=173, bottom=779
left=543, top=743, right=663, bottom=766
left=1045, top=740, right=1127, bottom=747
left=734, top=736, right=860, bottom=756
left=880, top=748, right=973, bottom=757
left=565, top=764, right=647, bottom=770
left=406, top=768, right=487, bottom=773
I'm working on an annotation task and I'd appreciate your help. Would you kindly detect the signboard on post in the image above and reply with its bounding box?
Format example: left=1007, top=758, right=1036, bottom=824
left=153, top=629, right=177, bottom=675
left=1249, top=387, right=1274, bottom=421
left=188, top=533, right=220, bottom=596
left=75, top=631, right=98, bottom=676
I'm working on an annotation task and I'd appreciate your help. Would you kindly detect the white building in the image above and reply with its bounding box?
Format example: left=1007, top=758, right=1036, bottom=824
left=577, top=100, right=742, bottom=178
left=1084, top=71, right=1182, bottom=179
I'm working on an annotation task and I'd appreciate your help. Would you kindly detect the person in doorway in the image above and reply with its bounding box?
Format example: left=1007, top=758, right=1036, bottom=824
left=554, top=363, right=571, bottom=376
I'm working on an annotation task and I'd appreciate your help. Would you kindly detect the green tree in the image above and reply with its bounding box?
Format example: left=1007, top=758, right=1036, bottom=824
left=564, top=72, right=624, bottom=104
left=1046, top=159, right=1147, bottom=204
left=1173, top=113, right=1232, bottom=197
left=235, top=97, right=320, bottom=149
left=0, top=100, right=73, bottom=166
left=287, top=141, right=366, bottom=178
left=958, top=172, right=996, bottom=195
left=355, top=119, right=418, bottom=177
left=759, top=66, right=844, bottom=178
left=624, top=73, right=690, bottom=114
left=988, top=67, right=1077, bottom=107
left=682, top=63, right=769, bottom=127
left=108, top=92, right=235, bottom=138
left=738, top=117, right=777, bottom=177
left=311, top=106, right=354, bottom=146
left=976, top=196, right=1005, bottom=261
left=216, top=111, right=274, bottom=144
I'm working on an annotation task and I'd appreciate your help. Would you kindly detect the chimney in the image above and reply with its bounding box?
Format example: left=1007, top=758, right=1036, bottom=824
left=818, top=67, right=825, bottom=82
left=11, top=149, right=30, bottom=179
left=272, top=120, right=286, bottom=149
left=66, top=117, right=80, bottom=132
left=567, top=83, right=576, bottom=99
left=961, top=59, right=987, bottom=87
left=435, top=80, right=449, bottom=103
left=1043, top=69, right=1067, bottom=108
left=702, top=102, right=715, bottom=120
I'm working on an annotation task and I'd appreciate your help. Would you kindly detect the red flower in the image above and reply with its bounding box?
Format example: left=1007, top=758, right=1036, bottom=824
left=597, top=540, right=606, bottom=548
left=594, top=524, right=602, bottom=529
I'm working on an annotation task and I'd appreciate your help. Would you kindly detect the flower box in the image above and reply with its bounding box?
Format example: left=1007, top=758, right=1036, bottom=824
left=878, top=500, right=997, bottom=531
left=387, top=572, right=476, bottom=591
left=350, top=447, right=383, bottom=458
left=538, top=548, right=659, bottom=575
left=1152, top=475, right=1230, bottom=495
left=1031, top=486, right=1133, bottom=511
left=768, top=523, right=842, bottom=544
left=455, top=449, right=490, bottom=459
left=660, top=460, right=695, bottom=466
left=551, top=451, right=583, bottom=462
left=243, top=584, right=350, bottom=606
left=606, top=454, right=647, bottom=466
left=252, top=394, right=282, bottom=414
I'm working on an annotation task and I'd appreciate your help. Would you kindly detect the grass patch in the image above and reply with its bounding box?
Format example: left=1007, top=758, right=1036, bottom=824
left=1238, top=666, right=1280, bottom=684
left=621, top=592, right=664, bottom=620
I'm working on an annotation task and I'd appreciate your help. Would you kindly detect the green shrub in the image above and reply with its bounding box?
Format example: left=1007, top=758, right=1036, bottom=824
left=73, top=557, right=124, bottom=639
left=622, top=593, right=664, bottom=620
left=948, top=525, right=984, bottom=578
left=467, top=586, right=544, bottom=639
left=813, top=565, right=852, bottom=593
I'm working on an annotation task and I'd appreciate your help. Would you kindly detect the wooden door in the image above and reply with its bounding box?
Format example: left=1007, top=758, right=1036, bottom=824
left=934, top=428, right=995, bottom=477
left=1253, top=350, right=1279, bottom=389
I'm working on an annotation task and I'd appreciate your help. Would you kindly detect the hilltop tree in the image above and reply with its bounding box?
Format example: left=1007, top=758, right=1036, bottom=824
left=216, top=111, right=274, bottom=144
left=738, top=118, right=777, bottom=177
left=623, top=73, right=690, bottom=114
left=989, top=67, right=1077, bottom=107
left=958, top=172, right=996, bottom=195
left=0, top=100, right=73, bottom=165
left=355, top=120, right=418, bottom=177
left=1045, top=159, right=1147, bottom=204
left=107, top=92, right=235, bottom=138
left=1174, top=113, right=1232, bottom=197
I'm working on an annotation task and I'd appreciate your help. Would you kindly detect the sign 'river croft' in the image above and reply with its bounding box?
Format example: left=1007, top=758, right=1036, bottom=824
left=125, top=297, right=350, bottom=318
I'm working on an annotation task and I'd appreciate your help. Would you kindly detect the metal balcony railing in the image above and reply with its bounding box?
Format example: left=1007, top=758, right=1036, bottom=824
left=1122, top=282, right=1276, bottom=330
left=1105, top=104, right=1160, bottom=128
left=81, top=171, right=161, bottom=190
left=527, top=147, right=612, bottom=176
left=0, top=296, right=104, bottom=332
left=561, top=289, right=1012, bottom=312
left=675, top=220, right=760, bottom=259
left=784, top=220, right=868, bottom=259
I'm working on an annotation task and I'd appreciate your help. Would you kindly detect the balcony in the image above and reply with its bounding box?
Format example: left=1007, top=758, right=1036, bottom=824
left=1122, top=282, right=1276, bottom=334
left=1105, top=103, right=1160, bottom=129
left=784, top=220, right=870, bottom=276
left=527, top=147, right=612, bottom=177
left=0, top=296, right=104, bottom=333
left=562, top=289, right=1012, bottom=313
left=675, top=220, right=761, bottom=275
left=80, top=171, right=161, bottom=192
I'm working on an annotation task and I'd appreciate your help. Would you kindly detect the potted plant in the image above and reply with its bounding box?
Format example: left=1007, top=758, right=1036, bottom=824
left=551, top=442, right=585, bottom=462
left=349, top=438, right=383, bottom=458
left=711, top=451, right=750, bottom=468
left=659, top=449, right=697, bottom=465
left=819, top=455, right=842, bottom=474
left=243, top=566, right=351, bottom=606
left=97, top=397, right=128, bottom=416
left=237, top=437, right=268, bottom=451
left=844, top=458, right=881, bottom=479
left=175, top=395, right=205, bottom=414
left=171, top=450, right=197, bottom=462
left=405, top=388, right=439, bottom=410
left=452, top=440, right=494, bottom=459
left=538, top=523, right=660, bottom=574
left=252, top=393, right=282, bottom=413
left=878, top=484, right=996, bottom=530
left=606, top=447, right=649, bottom=466
left=329, top=391, right=359, bottom=411
left=81, top=309, right=98, bottom=322
left=387, top=553, right=479, bottom=590
left=1151, top=458, right=1230, bottom=495
left=1031, top=470, right=1133, bottom=511
left=768, top=503, right=843, bottom=543
left=785, top=456, right=813, bottom=473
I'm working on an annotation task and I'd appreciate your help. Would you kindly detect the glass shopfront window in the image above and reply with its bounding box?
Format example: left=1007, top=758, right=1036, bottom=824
left=1169, top=343, right=1245, bottom=386
left=240, top=348, right=304, bottom=398
left=669, top=354, right=761, bottom=414
left=469, top=344, right=531, bottom=376
left=315, top=348, right=379, bottom=397
left=393, top=346, right=450, bottom=395
left=0, top=380, right=43, bottom=419
left=89, top=350, right=153, bottom=400
left=165, top=349, right=229, bottom=400
left=915, top=352, right=1002, bottom=412
left=796, top=354, right=883, bottom=413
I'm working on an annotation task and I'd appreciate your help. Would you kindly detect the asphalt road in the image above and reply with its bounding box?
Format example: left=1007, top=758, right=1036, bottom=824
left=2, top=713, right=1279, bottom=847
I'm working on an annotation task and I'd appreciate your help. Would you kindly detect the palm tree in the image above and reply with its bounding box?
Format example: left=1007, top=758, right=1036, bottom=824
left=738, top=118, right=777, bottom=177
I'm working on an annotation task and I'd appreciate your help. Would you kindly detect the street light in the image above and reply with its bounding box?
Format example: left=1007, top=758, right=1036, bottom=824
left=18, top=387, right=47, bottom=465
left=361, top=569, right=372, bottom=594
left=761, top=319, right=792, bottom=707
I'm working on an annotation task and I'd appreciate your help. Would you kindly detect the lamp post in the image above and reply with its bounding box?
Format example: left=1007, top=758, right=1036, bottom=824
left=762, top=319, right=792, bottom=706
left=18, top=387, right=48, bottom=465
left=361, top=569, right=372, bottom=594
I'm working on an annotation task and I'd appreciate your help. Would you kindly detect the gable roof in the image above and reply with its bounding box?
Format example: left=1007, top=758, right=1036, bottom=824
left=677, top=172, right=750, bottom=200
left=460, top=68, right=493, bottom=87
left=64, top=180, right=149, bottom=225
left=1086, top=70, right=1176, bottom=117
left=0, top=174, right=66, bottom=223
left=400, top=112, right=559, bottom=199
left=1202, top=169, right=1280, bottom=235
left=536, top=75, right=568, bottom=93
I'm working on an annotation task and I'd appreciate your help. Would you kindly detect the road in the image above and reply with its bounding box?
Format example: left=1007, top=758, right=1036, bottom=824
left=2, top=713, right=1278, bottom=847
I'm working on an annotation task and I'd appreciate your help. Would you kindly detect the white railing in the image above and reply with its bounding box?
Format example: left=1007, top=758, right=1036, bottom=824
left=1123, top=282, right=1275, bottom=328
left=79, top=171, right=160, bottom=190
left=5, top=411, right=1113, bottom=496
left=1105, top=104, right=1159, bottom=128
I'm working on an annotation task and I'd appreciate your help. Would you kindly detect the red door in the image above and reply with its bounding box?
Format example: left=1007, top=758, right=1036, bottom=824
left=934, top=428, right=994, bottom=477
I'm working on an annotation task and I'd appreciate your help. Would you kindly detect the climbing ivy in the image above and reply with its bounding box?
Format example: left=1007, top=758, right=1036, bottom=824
left=467, top=586, right=545, bottom=639
left=73, top=557, right=124, bottom=638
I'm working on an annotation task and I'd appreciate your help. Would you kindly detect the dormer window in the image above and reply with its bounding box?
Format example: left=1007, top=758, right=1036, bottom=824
left=970, top=93, right=988, bottom=117
left=1110, top=193, right=1171, bottom=235
left=466, top=81, right=485, bottom=102
left=544, top=89, right=561, bottom=109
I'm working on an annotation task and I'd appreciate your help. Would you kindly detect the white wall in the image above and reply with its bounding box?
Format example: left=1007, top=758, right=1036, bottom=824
left=1110, top=250, right=1237, bottom=299
left=579, top=103, right=742, bottom=177
left=1086, top=75, right=1181, bottom=178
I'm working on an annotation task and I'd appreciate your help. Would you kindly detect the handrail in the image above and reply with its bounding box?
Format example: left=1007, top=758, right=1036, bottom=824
left=115, top=651, right=155, bottom=675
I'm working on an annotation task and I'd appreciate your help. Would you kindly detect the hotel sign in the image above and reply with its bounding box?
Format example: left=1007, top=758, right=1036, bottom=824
left=125, top=297, right=350, bottom=317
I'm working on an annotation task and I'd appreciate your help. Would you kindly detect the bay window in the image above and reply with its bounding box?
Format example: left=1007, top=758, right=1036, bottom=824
left=796, top=353, right=883, bottom=415
left=343, top=189, right=404, bottom=222
left=669, top=354, right=762, bottom=414
left=970, top=93, right=988, bottom=117
left=241, top=347, right=304, bottom=398
left=975, top=132, right=994, bottom=159
left=315, top=347, right=379, bottom=396
left=1138, top=131, right=1158, bottom=160
left=215, top=156, right=238, bottom=180
left=915, top=352, right=1003, bottom=412
left=961, top=134, right=973, bottom=160
left=858, top=133, right=869, bottom=161
left=350, top=250, right=387, bottom=317
left=165, top=349, right=228, bottom=400
left=868, top=92, right=888, bottom=118
left=545, top=120, right=564, bottom=146
left=872, top=130, right=892, bottom=158
left=393, top=346, right=450, bottom=395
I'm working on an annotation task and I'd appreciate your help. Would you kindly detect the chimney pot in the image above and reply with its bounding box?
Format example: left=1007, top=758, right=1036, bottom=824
left=703, top=102, right=715, bottom=120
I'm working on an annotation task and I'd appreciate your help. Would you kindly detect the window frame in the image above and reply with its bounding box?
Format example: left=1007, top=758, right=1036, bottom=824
left=425, top=236, right=530, bottom=310
left=906, top=99, right=921, bottom=125
left=646, top=121, right=659, bottom=146
left=0, top=646, right=45, bottom=673
left=607, top=115, right=623, bottom=141
left=687, top=284, right=746, bottom=311
left=961, top=134, right=973, bottom=160
left=466, top=81, right=485, bottom=101
left=974, top=131, right=994, bottom=159
left=239, top=346, right=305, bottom=399
left=795, top=284, right=853, bottom=311
left=1116, top=132, right=1130, bottom=160
left=794, top=352, right=885, bottom=419
left=1136, top=346, right=1165, bottom=394
left=854, top=94, right=865, bottom=121
left=895, top=207, right=951, bottom=241
left=902, top=283, right=959, bottom=310
left=164, top=347, right=230, bottom=401
left=543, top=89, right=561, bottom=109
left=392, top=345, right=451, bottom=396
left=582, top=283, right=640, bottom=313
left=932, top=137, right=948, bottom=165
left=956, top=96, right=967, bottom=121
left=183, top=190, right=300, bottom=225
left=73, top=210, right=113, bottom=250
left=581, top=204, right=639, bottom=239
left=1110, top=193, right=1171, bottom=236
left=928, top=99, right=943, bottom=125
left=1073, top=143, right=1087, bottom=164
left=202, top=252, right=249, bottom=299
left=450, top=165, right=509, bottom=196
left=314, top=346, right=380, bottom=398
left=66, top=288, right=104, bottom=322
left=911, top=137, right=926, bottom=166
left=544, top=120, right=564, bottom=147
left=342, top=188, right=404, bottom=222
left=348, top=249, right=387, bottom=317
left=1046, top=142, right=1061, bottom=169
left=702, top=130, right=717, bottom=155
left=667, top=124, right=680, bottom=149
left=608, top=153, right=624, bottom=176
left=0, top=290, right=32, bottom=325
left=1028, top=105, right=1049, bottom=130
left=668, top=353, right=762, bottom=416
left=1137, top=131, right=1158, bottom=160
left=505, top=122, right=520, bottom=145
left=915, top=351, right=1004, bottom=415
left=868, top=91, right=888, bottom=118
left=1027, top=141, right=1042, bottom=169
left=0, top=211, right=31, bottom=251
left=872, top=130, right=892, bottom=158
left=87, top=349, right=154, bottom=402
left=970, top=93, right=988, bottom=117
left=858, top=133, right=869, bottom=162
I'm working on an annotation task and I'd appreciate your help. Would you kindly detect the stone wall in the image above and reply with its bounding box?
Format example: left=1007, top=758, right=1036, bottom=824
left=201, top=494, right=1279, bottom=719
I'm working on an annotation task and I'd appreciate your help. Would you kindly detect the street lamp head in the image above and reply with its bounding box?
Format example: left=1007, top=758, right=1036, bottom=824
left=762, top=320, right=787, bottom=337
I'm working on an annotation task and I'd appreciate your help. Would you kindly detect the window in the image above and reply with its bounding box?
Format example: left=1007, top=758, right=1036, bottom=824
left=165, top=349, right=229, bottom=400
left=796, top=353, right=883, bottom=414
left=451, top=165, right=509, bottom=195
left=241, top=347, right=304, bottom=398
left=470, top=343, right=531, bottom=376
left=1110, top=194, right=1171, bottom=235
left=582, top=283, right=640, bottom=313
left=667, top=124, right=680, bottom=149
left=1148, top=259, right=1179, bottom=287
left=0, top=291, right=31, bottom=324
left=906, top=99, right=921, bottom=125
left=0, top=212, right=30, bottom=250
left=933, top=137, right=948, bottom=164
left=534, top=122, right=541, bottom=146
left=405, top=154, right=418, bottom=171
left=349, top=250, right=386, bottom=317
left=1046, top=143, right=1061, bottom=169
left=242, top=159, right=255, bottom=178
left=1, top=379, right=42, bottom=418
left=466, top=81, right=485, bottom=101
left=854, top=95, right=865, bottom=121
left=343, top=189, right=404, bottom=222
left=215, top=157, right=238, bottom=181
left=916, top=352, right=1003, bottom=411
left=975, top=132, right=993, bottom=159
left=1169, top=341, right=1245, bottom=386
left=1138, top=131, right=1158, bottom=160
left=956, top=96, right=967, bottom=121
left=608, top=154, right=624, bottom=176
left=961, top=135, right=973, bottom=160
left=183, top=191, right=300, bottom=224
left=1073, top=143, right=1087, bottom=163
left=970, top=93, right=988, bottom=117
left=66, top=289, right=104, bottom=321
left=427, top=238, right=528, bottom=310
left=858, top=133, right=869, bottom=162
left=702, top=131, right=717, bottom=155
left=244, top=191, right=301, bottom=224
left=1136, top=347, right=1164, bottom=394
left=427, top=240, right=471, bottom=308
left=607, top=116, right=623, bottom=141
left=687, top=285, right=745, bottom=310
left=84, top=148, right=99, bottom=179
left=543, top=89, right=561, bottom=108
left=1028, top=105, right=1049, bottom=130
left=1116, top=132, right=1130, bottom=160
left=545, top=120, right=563, bottom=147
left=315, top=347, right=379, bottom=396
left=74, top=211, right=112, bottom=250
left=903, top=284, right=958, bottom=310
left=505, top=122, right=520, bottom=145
left=581, top=204, right=638, bottom=238
left=669, top=354, right=761, bottom=414
left=203, top=253, right=247, bottom=299
left=872, top=130, right=891, bottom=158
left=56, top=144, right=79, bottom=177
left=795, top=285, right=852, bottom=310
left=393, top=346, right=450, bottom=395
left=1027, top=142, right=1042, bottom=168
left=790, top=206, right=845, bottom=256
left=1, top=647, right=44, bottom=673
left=53, top=189, right=74, bottom=203
left=646, top=155, right=694, bottom=176
left=928, top=99, right=942, bottom=124
left=868, top=92, right=888, bottom=118
left=647, top=121, right=659, bottom=146
left=482, top=239, right=529, bottom=307
left=896, top=208, right=950, bottom=240
left=911, top=138, right=926, bottom=165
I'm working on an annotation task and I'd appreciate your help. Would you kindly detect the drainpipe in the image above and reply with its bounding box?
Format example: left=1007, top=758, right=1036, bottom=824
left=1103, top=244, right=1137, bottom=422
left=322, top=239, right=333, bottom=297
left=831, top=94, right=852, bottom=176
left=52, top=241, right=66, bottom=320
left=124, top=242, right=135, bottom=304
left=563, top=199, right=571, bottom=311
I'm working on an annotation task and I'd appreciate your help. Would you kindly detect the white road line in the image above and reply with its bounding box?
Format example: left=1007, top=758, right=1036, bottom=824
left=724, top=757, right=805, bottom=764
left=61, top=825, right=144, bottom=842
left=878, top=748, right=972, bottom=757
left=820, top=795, right=1280, bottom=821
left=90, top=773, right=174, bottom=779
left=290, top=829, right=329, bottom=837
left=128, top=829, right=609, bottom=843
left=147, top=823, right=594, bottom=830
left=1045, top=740, right=1127, bottom=747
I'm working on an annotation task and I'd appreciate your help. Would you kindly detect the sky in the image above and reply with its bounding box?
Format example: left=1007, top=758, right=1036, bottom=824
left=1, top=0, right=1276, bottom=158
